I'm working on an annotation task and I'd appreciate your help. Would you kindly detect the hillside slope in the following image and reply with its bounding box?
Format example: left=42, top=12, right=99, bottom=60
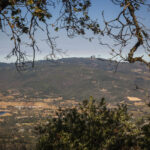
left=0, top=58, right=150, bottom=102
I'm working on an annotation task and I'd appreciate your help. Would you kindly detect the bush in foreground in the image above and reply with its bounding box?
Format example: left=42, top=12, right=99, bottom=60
left=36, top=98, right=142, bottom=150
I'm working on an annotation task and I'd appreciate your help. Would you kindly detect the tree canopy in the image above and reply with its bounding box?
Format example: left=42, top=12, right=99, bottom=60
left=0, top=0, right=150, bottom=70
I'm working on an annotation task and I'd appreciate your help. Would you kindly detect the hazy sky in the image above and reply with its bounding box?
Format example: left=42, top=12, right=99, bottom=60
left=0, top=0, right=150, bottom=63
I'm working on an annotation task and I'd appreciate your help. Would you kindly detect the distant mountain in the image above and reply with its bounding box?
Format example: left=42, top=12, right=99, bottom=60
left=0, top=58, right=150, bottom=102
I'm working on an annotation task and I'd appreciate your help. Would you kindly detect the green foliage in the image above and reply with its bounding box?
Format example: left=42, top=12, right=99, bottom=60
left=36, top=98, right=140, bottom=150
left=139, top=122, right=150, bottom=150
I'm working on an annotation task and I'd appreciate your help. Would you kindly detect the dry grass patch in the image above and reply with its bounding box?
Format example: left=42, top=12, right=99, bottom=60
left=0, top=119, right=4, bottom=122
left=127, top=96, right=142, bottom=101
left=100, top=88, right=108, bottom=93
left=0, top=113, right=12, bottom=117
left=0, top=102, right=51, bottom=109
left=134, top=102, right=145, bottom=106
left=43, top=98, right=54, bottom=103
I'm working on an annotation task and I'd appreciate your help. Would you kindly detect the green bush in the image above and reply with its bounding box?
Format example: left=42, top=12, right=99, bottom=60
left=139, top=122, right=150, bottom=150
left=36, top=97, right=141, bottom=150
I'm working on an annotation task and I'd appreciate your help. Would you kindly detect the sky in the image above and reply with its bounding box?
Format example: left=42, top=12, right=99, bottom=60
left=0, top=0, right=150, bottom=63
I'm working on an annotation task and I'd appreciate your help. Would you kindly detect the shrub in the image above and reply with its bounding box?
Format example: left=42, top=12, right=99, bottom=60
left=36, top=97, right=140, bottom=150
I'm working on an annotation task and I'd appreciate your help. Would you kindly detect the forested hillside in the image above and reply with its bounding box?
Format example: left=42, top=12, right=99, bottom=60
left=0, top=58, right=150, bottom=101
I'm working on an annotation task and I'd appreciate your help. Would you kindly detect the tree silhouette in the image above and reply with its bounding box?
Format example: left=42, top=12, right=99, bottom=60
left=0, top=0, right=150, bottom=70
left=101, top=0, right=150, bottom=67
